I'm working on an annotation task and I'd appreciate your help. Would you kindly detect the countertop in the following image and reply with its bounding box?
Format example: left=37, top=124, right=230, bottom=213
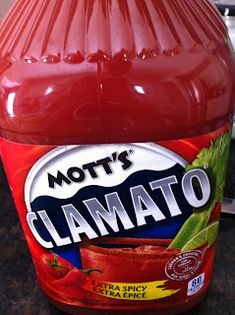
left=0, top=142, right=235, bottom=315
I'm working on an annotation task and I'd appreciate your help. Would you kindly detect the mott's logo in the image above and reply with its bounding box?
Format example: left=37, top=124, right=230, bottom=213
left=24, top=144, right=212, bottom=249
left=48, top=150, right=133, bottom=188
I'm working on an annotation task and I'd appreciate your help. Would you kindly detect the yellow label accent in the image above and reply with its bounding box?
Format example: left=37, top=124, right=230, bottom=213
left=83, top=279, right=180, bottom=301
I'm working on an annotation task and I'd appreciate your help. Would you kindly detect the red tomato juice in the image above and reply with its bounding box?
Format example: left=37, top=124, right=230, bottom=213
left=0, top=1, right=234, bottom=314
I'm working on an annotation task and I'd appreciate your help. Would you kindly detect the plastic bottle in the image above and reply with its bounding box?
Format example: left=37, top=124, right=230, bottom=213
left=0, top=1, right=234, bottom=314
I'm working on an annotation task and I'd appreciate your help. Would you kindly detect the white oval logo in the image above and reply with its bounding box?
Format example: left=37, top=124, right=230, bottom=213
left=25, top=143, right=187, bottom=212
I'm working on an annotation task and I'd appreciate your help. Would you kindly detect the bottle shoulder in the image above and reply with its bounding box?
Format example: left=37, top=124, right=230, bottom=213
left=0, top=0, right=228, bottom=64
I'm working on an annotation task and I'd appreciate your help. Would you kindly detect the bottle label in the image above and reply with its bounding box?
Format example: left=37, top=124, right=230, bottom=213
left=1, top=124, right=231, bottom=310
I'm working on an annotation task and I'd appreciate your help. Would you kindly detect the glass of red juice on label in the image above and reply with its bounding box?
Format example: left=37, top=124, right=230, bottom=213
left=0, top=0, right=234, bottom=314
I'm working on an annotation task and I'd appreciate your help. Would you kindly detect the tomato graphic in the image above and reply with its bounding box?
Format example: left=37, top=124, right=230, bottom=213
left=40, top=254, right=73, bottom=279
